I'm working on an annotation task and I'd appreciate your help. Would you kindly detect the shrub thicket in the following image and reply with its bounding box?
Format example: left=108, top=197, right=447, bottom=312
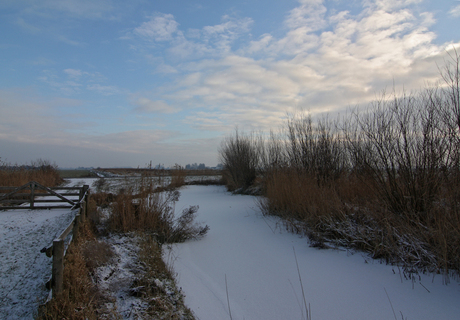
left=219, top=49, right=460, bottom=275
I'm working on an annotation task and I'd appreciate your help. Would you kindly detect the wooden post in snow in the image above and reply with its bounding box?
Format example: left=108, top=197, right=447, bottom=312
left=52, top=239, right=64, bottom=297
left=80, top=200, right=86, bottom=222
left=30, top=182, right=35, bottom=209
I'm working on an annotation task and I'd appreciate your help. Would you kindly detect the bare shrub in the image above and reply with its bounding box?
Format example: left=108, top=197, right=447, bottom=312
left=108, top=190, right=209, bottom=244
left=219, top=129, right=263, bottom=191
left=286, top=114, right=347, bottom=186
left=345, top=90, right=451, bottom=216
left=254, top=57, right=460, bottom=275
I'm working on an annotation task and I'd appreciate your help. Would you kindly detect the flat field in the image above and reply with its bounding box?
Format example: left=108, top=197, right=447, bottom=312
left=58, top=169, right=98, bottom=179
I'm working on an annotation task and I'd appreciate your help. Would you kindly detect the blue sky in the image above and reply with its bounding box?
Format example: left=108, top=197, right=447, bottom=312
left=1, top=0, right=459, bottom=168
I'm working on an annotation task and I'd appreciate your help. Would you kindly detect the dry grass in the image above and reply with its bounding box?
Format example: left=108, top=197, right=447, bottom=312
left=38, top=187, right=204, bottom=319
left=37, top=220, right=114, bottom=320
left=260, top=168, right=460, bottom=275
left=0, top=159, right=63, bottom=187
left=108, top=190, right=209, bottom=244
left=169, top=165, right=187, bottom=189
left=131, top=236, right=195, bottom=319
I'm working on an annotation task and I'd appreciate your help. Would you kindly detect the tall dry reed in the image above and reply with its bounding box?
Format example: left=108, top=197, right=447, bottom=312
left=0, top=158, right=62, bottom=187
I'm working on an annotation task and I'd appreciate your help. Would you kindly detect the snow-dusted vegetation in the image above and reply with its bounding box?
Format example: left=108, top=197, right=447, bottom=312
left=1, top=169, right=459, bottom=319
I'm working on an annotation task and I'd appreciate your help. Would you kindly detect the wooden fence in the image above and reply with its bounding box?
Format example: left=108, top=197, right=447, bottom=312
left=0, top=181, right=88, bottom=210
left=0, top=181, right=90, bottom=298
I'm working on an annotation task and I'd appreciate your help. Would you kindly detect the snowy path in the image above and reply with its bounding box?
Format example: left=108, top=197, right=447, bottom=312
left=0, top=208, right=77, bottom=319
left=0, top=179, right=93, bottom=319
left=165, top=186, right=460, bottom=320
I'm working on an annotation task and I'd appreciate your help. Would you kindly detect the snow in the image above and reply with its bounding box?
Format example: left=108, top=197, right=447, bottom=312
left=2, top=179, right=459, bottom=319
left=165, top=185, right=460, bottom=320
left=94, top=233, right=151, bottom=319
left=0, top=178, right=92, bottom=319
left=0, top=207, right=78, bottom=319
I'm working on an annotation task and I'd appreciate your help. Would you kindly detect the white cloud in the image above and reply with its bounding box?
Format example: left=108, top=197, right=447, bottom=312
left=245, top=0, right=327, bottom=57
left=201, top=15, right=253, bottom=52
left=57, top=35, right=83, bottom=46
left=286, top=0, right=327, bottom=31
left=40, top=69, right=116, bottom=96
left=134, top=13, right=179, bottom=41
left=87, top=84, right=120, bottom=96
left=132, top=14, right=253, bottom=59
left=148, top=0, right=458, bottom=132
left=156, top=64, right=178, bottom=74
left=134, top=98, right=178, bottom=114
left=64, top=68, right=85, bottom=78
left=450, top=4, right=460, bottom=18
left=0, top=89, right=80, bottom=144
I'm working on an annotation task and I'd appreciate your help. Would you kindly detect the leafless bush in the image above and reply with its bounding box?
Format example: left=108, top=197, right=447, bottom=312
left=253, top=56, right=460, bottom=275
left=344, top=89, right=452, bottom=216
left=286, top=114, right=347, bottom=185
left=219, top=129, right=264, bottom=191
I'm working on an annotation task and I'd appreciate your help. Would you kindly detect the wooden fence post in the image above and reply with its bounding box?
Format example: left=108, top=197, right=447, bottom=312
left=52, top=239, right=65, bottom=297
left=80, top=200, right=86, bottom=222
left=85, top=189, right=90, bottom=220
left=30, top=182, right=35, bottom=209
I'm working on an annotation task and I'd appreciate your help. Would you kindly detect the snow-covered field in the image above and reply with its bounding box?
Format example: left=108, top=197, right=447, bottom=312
left=166, top=185, right=460, bottom=320
left=0, top=178, right=95, bottom=319
left=2, top=179, right=459, bottom=319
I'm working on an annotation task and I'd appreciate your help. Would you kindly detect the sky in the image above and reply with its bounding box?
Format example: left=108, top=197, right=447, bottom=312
left=1, top=0, right=460, bottom=168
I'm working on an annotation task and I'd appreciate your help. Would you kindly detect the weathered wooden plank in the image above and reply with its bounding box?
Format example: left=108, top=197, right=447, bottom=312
left=52, top=239, right=64, bottom=296
left=31, top=181, right=76, bottom=206
left=32, top=199, right=78, bottom=203
left=0, top=199, right=28, bottom=203
left=0, top=205, right=74, bottom=210
left=58, top=218, right=75, bottom=241
left=0, top=182, right=32, bottom=201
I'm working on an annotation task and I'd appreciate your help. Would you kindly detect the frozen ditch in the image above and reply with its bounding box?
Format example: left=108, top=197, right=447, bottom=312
left=165, top=185, right=460, bottom=320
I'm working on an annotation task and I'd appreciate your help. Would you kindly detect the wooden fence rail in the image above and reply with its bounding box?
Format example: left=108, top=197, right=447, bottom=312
left=0, top=181, right=88, bottom=210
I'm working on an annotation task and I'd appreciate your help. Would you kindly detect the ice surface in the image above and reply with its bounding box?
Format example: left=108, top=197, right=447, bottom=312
left=165, top=185, right=460, bottom=320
